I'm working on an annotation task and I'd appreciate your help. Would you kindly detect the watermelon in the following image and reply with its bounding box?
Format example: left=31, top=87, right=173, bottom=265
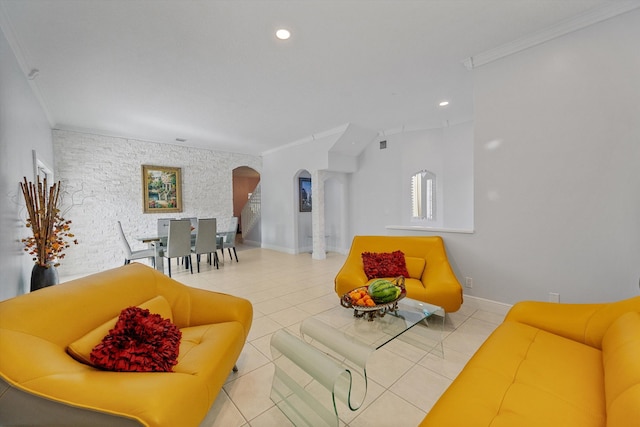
left=368, top=279, right=401, bottom=303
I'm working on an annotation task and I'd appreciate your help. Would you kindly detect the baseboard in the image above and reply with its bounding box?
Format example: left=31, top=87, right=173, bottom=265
left=260, top=243, right=297, bottom=254
left=462, top=294, right=512, bottom=316
left=240, top=239, right=261, bottom=247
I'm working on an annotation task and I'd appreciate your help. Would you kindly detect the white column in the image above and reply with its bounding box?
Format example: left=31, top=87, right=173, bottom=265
left=311, top=170, right=326, bottom=260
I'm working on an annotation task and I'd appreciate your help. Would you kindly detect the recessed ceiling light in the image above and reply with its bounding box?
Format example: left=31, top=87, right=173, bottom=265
left=276, top=28, right=291, bottom=40
left=175, top=138, right=187, bottom=143
left=439, top=101, right=450, bottom=107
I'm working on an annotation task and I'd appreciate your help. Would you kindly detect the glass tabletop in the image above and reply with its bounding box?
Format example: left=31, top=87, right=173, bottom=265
left=309, top=297, right=445, bottom=353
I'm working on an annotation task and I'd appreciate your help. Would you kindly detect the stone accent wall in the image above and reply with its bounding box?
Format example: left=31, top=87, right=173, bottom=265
left=53, top=130, right=261, bottom=279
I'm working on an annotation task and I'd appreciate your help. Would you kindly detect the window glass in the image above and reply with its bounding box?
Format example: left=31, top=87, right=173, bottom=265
left=411, top=170, right=436, bottom=221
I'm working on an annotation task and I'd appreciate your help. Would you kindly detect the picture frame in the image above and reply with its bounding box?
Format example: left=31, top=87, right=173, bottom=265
left=299, top=177, right=311, bottom=212
left=142, top=165, right=183, bottom=213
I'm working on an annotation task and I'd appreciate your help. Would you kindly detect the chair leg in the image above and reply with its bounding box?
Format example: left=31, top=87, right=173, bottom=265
left=232, top=247, right=238, bottom=262
left=196, top=254, right=200, bottom=273
left=188, top=255, right=193, bottom=274
left=214, top=252, right=219, bottom=269
left=167, top=258, right=172, bottom=277
left=232, top=364, right=238, bottom=373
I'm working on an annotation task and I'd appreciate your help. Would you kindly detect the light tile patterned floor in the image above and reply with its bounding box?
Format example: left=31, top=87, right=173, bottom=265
left=166, top=246, right=506, bottom=427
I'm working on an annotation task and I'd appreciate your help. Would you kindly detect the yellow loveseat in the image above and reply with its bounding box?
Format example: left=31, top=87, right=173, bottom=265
left=0, top=263, right=253, bottom=427
left=421, top=296, right=640, bottom=427
left=334, top=235, right=463, bottom=312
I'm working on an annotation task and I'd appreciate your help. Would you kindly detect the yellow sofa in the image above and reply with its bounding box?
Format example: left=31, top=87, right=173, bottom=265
left=421, top=296, right=640, bottom=427
left=334, top=235, right=463, bottom=312
left=0, top=263, right=253, bottom=427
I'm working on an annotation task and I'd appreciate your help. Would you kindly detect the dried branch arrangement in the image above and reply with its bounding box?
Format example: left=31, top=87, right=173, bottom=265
left=20, top=176, right=78, bottom=267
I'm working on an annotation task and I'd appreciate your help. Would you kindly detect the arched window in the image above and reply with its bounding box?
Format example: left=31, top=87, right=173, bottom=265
left=411, top=170, right=436, bottom=221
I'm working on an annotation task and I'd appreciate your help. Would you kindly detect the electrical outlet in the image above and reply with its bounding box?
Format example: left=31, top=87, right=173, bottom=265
left=465, top=277, right=473, bottom=288
left=548, top=292, right=560, bottom=303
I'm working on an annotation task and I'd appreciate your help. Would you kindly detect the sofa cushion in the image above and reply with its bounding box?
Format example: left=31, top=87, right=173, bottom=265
left=361, top=250, right=409, bottom=280
left=67, top=295, right=173, bottom=366
left=601, top=311, right=640, bottom=427
left=405, top=256, right=426, bottom=280
left=175, top=322, right=245, bottom=377
left=90, top=306, right=181, bottom=372
left=421, top=321, right=605, bottom=426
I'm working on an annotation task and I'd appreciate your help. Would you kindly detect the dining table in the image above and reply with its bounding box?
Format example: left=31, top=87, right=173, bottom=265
left=135, top=232, right=226, bottom=273
left=134, top=235, right=169, bottom=272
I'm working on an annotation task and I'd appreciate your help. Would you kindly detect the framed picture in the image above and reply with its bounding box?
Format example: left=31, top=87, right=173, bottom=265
left=299, top=177, right=311, bottom=212
left=142, top=165, right=183, bottom=213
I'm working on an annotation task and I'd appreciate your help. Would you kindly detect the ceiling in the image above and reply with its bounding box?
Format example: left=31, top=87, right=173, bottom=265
left=1, top=0, right=634, bottom=155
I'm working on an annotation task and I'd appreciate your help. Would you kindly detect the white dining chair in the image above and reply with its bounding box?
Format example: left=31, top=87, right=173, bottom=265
left=219, top=216, right=239, bottom=263
left=117, top=221, right=155, bottom=267
left=163, top=219, right=193, bottom=277
left=157, top=218, right=171, bottom=239
left=192, top=218, right=219, bottom=272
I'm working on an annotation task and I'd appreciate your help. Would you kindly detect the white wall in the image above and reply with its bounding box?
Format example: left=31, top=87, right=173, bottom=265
left=0, top=28, right=54, bottom=300
left=442, top=123, right=474, bottom=230
left=324, top=173, right=348, bottom=252
left=349, top=135, right=404, bottom=234
left=262, top=121, right=474, bottom=255
left=53, top=130, right=261, bottom=279
left=396, top=9, right=640, bottom=304
left=348, top=122, right=474, bottom=235
left=261, top=134, right=340, bottom=253
left=398, top=122, right=474, bottom=230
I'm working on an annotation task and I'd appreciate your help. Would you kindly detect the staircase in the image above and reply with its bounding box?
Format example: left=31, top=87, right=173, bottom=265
left=241, top=183, right=260, bottom=239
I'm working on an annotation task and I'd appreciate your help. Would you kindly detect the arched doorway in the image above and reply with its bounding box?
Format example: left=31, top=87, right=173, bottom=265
left=295, top=169, right=312, bottom=253
left=232, top=166, right=260, bottom=246
left=324, top=174, right=347, bottom=253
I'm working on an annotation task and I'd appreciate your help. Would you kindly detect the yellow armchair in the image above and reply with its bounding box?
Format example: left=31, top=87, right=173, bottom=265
left=334, top=235, right=463, bottom=312
left=0, top=263, right=253, bottom=427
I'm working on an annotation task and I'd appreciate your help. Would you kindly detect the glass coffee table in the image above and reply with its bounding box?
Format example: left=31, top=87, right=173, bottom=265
left=313, top=297, right=445, bottom=354
left=270, top=297, right=445, bottom=427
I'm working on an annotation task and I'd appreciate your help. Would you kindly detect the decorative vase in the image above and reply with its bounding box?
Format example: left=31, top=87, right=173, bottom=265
left=30, top=263, right=59, bottom=292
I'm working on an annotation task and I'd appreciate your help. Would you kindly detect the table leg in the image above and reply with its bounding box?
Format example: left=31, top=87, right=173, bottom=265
left=151, top=242, right=164, bottom=273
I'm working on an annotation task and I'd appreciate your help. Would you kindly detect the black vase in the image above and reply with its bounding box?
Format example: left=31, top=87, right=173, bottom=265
left=30, top=263, right=59, bottom=291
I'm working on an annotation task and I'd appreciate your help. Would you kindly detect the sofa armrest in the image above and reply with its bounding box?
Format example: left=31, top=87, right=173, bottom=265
left=334, top=262, right=369, bottom=296
left=156, top=281, right=252, bottom=340
left=182, top=287, right=253, bottom=340
left=505, top=296, right=640, bottom=349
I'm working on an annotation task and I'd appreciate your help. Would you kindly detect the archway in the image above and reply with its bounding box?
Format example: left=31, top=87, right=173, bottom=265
left=232, top=166, right=260, bottom=245
left=323, top=174, right=348, bottom=254
left=294, top=169, right=312, bottom=253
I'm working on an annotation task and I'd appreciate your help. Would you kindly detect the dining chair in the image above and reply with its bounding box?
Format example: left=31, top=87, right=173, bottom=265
left=117, top=221, right=155, bottom=267
left=157, top=218, right=171, bottom=238
left=175, top=217, right=197, bottom=266
left=191, top=218, right=219, bottom=272
left=163, top=219, right=193, bottom=277
left=219, top=216, right=239, bottom=263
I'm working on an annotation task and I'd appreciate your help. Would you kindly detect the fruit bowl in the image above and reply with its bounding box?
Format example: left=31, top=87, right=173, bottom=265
left=340, top=277, right=406, bottom=321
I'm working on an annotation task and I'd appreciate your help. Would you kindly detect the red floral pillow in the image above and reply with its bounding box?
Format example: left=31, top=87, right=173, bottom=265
left=90, top=306, right=181, bottom=372
left=361, top=250, right=410, bottom=280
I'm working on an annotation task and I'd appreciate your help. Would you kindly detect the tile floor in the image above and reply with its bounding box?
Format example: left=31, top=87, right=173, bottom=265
left=165, top=246, right=508, bottom=427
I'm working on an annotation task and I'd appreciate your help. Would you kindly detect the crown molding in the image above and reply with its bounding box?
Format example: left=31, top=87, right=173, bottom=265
left=261, top=123, right=350, bottom=156
left=463, top=2, right=640, bottom=70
